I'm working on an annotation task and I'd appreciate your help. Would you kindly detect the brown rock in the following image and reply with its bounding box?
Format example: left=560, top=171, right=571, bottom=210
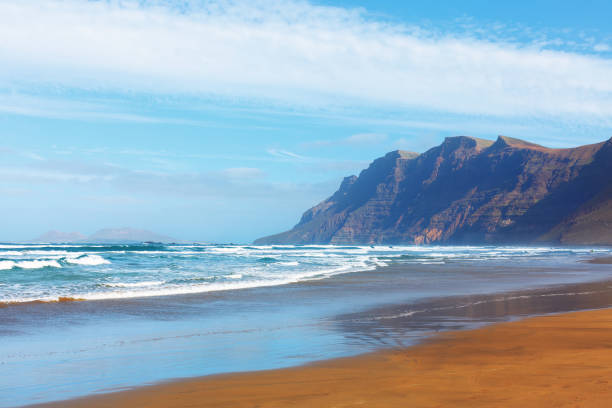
left=255, top=136, right=612, bottom=245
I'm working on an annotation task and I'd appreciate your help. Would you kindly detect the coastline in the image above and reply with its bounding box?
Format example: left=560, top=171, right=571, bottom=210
left=5, top=252, right=612, bottom=407
left=31, top=306, right=612, bottom=408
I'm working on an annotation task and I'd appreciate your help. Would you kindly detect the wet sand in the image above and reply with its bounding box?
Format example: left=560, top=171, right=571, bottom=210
left=34, top=307, right=612, bottom=408
left=587, top=256, right=612, bottom=264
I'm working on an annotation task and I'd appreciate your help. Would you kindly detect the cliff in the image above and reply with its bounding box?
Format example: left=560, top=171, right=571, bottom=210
left=255, top=136, right=612, bottom=245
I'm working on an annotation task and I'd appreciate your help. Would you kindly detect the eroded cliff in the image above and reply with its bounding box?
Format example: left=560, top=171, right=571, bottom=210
left=256, top=136, right=612, bottom=245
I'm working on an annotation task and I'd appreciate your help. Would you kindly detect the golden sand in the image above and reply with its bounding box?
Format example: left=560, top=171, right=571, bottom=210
left=36, top=307, right=612, bottom=408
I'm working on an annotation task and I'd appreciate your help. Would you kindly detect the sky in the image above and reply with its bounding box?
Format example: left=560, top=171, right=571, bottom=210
left=1, top=0, right=611, bottom=243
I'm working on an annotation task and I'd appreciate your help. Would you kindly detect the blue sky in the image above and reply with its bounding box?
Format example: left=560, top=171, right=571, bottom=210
left=1, top=0, right=611, bottom=242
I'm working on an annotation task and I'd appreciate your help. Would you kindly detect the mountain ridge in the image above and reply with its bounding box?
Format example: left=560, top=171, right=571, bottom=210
left=255, top=135, right=612, bottom=245
left=31, top=227, right=176, bottom=244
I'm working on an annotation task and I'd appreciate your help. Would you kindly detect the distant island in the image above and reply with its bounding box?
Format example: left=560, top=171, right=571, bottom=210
left=32, top=228, right=175, bottom=244
left=256, top=136, right=612, bottom=245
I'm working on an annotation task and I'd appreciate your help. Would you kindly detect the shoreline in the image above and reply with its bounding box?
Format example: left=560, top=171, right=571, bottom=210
left=6, top=255, right=612, bottom=407
left=0, top=245, right=612, bottom=308
left=31, top=306, right=612, bottom=408
left=2, top=252, right=610, bottom=309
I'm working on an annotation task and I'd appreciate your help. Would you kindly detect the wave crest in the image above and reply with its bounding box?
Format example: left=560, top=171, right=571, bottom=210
left=65, top=255, right=110, bottom=266
left=17, top=260, right=62, bottom=269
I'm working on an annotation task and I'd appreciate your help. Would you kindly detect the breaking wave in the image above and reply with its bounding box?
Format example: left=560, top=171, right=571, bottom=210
left=0, top=243, right=610, bottom=305
left=16, top=260, right=62, bottom=269
left=65, top=255, right=111, bottom=266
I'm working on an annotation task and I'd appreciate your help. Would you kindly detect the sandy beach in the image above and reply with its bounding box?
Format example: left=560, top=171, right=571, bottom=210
left=33, top=306, right=612, bottom=408
left=4, top=0, right=612, bottom=406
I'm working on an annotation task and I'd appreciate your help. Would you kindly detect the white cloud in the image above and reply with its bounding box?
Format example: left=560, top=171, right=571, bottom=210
left=301, top=132, right=387, bottom=149
left=0, top=0, right=611, bottom=124
left=594, top=43, right=611, bottom=52
left=343, top=133, right=387, bottom=144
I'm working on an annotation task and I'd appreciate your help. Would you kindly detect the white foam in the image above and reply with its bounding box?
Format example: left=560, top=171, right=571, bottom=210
left=65, top=255, right=110, bottom=266
left=104, top=281, right=165, bottom=288
left=77, top=268, right=347, bottom=301
left=0, top=261, right=368, bottom=304
left=0, top=251, right=23, bottom=256
left=0, top=244, right=47, bottom=249
left=0, top=260, right=16, bottom=270
left=16, top=260, right=61, bottom=269
left=371, top=310, right=422, bottom=320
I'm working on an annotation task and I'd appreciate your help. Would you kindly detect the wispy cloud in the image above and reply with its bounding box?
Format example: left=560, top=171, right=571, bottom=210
left=0, top=146, right=46, bottom=162
left=0, top=167, right=109, bottom=183
left=266, top=149, right=308, bottom=161
left=0, top=93, right=246, bottom=126
left=0, top=0, right=611, bottom=125
left=301, top=133, right=388, bottom=149
left=21, top=152, right=45, bottom=161
left=0, top=158, right=330, bottom=201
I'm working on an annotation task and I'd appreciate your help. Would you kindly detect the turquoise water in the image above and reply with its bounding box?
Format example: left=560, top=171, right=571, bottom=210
left=1, top=244, right=611, bottom=407
left=1, top=244, right=609, bottom=304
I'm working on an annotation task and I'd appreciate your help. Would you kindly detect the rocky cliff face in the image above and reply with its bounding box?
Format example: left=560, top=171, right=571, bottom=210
left=255, top=136, right=612, bottom=245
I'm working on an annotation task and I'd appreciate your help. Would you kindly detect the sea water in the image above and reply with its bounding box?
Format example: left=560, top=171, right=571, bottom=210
left=1, top=243, right=609, bottom=304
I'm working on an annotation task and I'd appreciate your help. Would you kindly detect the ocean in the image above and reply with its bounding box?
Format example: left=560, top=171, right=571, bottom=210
left=1, top=244, right=611, bottom=407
